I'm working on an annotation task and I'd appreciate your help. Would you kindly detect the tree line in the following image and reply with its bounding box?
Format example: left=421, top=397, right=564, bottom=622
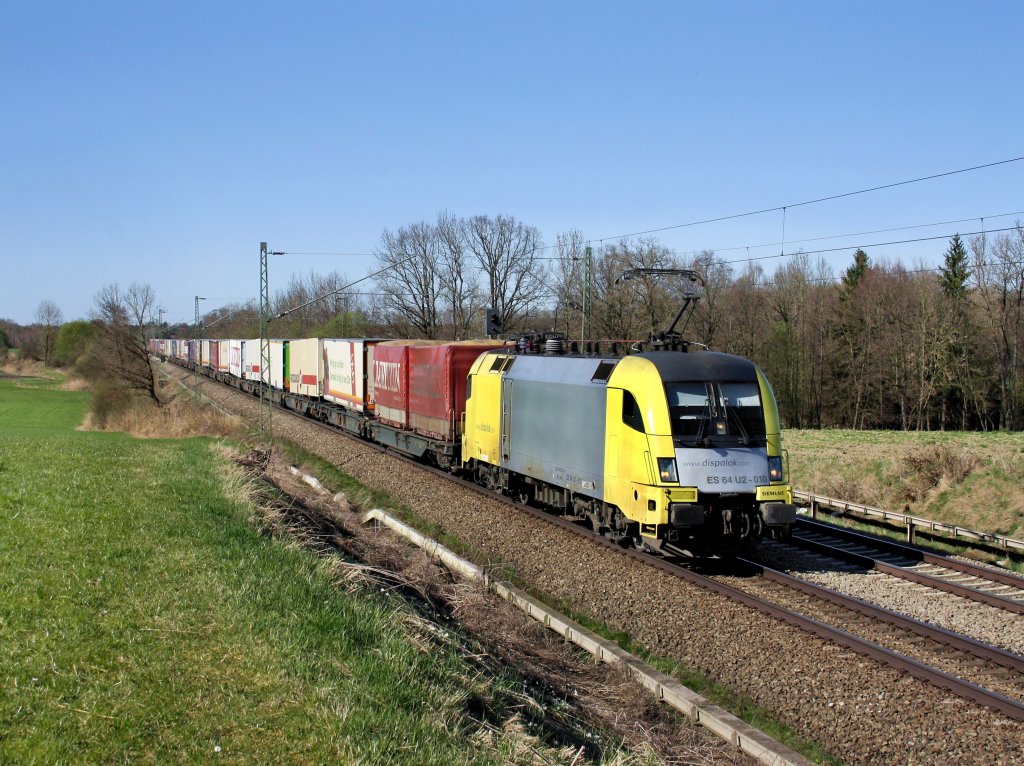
left=198, top=215, right=1024, bottom=432
left=5, top=215, right=1022, bottom=432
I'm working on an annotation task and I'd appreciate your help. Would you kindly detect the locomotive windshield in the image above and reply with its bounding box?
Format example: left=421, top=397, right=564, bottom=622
left=665, top=381, right=766, bottom=446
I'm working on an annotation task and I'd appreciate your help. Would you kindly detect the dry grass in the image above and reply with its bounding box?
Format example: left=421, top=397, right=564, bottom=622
left=786, top=429, right=1024, bottom=537
left=58, top=370, right=92, bottom=391
left=80, top=390, right=243, bottom=438
left=222, top=444, right=737, bottom=765
left=0, top=358, right=89, bottom=391
left=0, top=358, right=50, bottom=377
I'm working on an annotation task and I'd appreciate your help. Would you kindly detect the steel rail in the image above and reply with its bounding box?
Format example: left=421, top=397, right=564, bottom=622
left=795, top=517, right=1024, bottom=591
left=185, top=363, right=1024, bottom=723
left=733, top=557, right=1024, bottom=674
left=787, top=524, right=1024, bottom=614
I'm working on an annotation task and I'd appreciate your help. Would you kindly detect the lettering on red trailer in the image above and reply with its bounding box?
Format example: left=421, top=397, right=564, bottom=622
left=374, top=361, right=402, bottom=393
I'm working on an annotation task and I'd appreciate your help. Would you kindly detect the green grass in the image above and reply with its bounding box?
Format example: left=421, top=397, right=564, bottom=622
left=0, top=377, right=523, bottom=765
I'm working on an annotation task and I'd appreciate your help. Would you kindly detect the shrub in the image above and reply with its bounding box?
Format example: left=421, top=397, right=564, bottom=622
left=90, top=382, right=132, bottom=428
left=53, top=321, right=98, bottom=367
left=904, top=444, right=981, bottom=489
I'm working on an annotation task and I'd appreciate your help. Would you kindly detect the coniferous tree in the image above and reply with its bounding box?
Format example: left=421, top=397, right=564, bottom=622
left=939, top=234, right=971, bottom=298
left=937, top=234, right=974, bottom=428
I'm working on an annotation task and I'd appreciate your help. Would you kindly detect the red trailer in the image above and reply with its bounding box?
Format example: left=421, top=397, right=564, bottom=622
left=208, top=340, right=220, bottom=372
left=371, top=341, right=413, bottom=429
left=407, top=341, right=503, bottom=441
left=368, top=340, right=504, bottom=465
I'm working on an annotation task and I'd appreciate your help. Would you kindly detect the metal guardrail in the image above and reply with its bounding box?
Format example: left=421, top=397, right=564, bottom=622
left=793, top=489, right=1024, bottom=554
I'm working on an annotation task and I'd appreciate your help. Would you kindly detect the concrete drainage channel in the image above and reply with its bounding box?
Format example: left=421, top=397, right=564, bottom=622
left=283, top=466, right=813, bottom=766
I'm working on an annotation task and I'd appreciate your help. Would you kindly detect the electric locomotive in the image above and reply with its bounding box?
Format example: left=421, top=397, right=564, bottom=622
left=461, top=337, right=794, bottom=554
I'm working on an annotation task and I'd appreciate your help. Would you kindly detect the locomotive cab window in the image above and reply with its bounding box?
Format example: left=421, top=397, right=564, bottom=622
left=666, top=381, right=766, bottom=446
left=621, top=390, right=645, bottom=432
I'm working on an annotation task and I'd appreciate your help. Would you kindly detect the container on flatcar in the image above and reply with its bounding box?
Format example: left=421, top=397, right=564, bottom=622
left=288, top=338, right=323, bottom=398
left=241, top=338, right=262, bottom=381
left=322, top=339, right=384, bottom=412
left=407, top=341, right=505, bottom=441
left=268, top=339, right=288, bottom=389
left=372, top=342, right=413, bottom=427
left=217, top=341, right=230, bottom=374
left=229, top=340, right=243, bottom=378
left=202, top=340, right=215, bottom=370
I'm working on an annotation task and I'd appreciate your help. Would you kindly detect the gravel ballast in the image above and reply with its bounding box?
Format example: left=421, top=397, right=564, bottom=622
left=185, top=372, right=1024, bottom=766
left=756, top=540, right=1024, bottom=656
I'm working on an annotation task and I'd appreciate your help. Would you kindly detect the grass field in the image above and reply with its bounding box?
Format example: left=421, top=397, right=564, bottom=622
left=0, top=375, right=543, bottom=765
left=785, top=429, right=1024, bottom=539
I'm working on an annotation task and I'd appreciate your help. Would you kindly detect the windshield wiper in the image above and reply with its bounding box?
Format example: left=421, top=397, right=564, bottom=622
left=726, top=405, right=750, bottom=446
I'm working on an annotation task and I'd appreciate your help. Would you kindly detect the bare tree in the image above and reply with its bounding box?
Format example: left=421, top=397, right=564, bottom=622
left=374, top=221, right=444, bottom=338
left=436, top=211, right=479, bottom=338
left=972, top=226, right=1024, bottom=430
left=686, top=250, right=734, bottom=348
left=633, top=238, right=684, bottom=335
left=34, top=299, right=63, bottom=365
left=550, top=229, right=588, bottom=337
left=721, top=261, right=765, bottom=361
left=89, top=283, right=160, bottom=403
left=462, top=214, right=547, bottom=334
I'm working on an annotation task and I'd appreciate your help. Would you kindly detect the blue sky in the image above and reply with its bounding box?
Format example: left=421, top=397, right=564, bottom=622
left=2, top=1, right=1022, bottom=325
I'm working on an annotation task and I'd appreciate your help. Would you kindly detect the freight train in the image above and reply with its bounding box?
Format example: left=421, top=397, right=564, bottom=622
left=152, top=334, right=795, bottom=555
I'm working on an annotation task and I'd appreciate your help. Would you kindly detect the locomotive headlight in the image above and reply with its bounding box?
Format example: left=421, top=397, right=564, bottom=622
left=657, top=457, right=678, bottom=483
left=768, top=455, right=784, bottom=482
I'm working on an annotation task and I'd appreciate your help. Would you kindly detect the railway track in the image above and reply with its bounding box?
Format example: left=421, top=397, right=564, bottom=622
left=793, top=489, right=1024, bottom=563
left=713, top=557, right=1024, bottom=709
left=788, top=518, right=1024, bottom=613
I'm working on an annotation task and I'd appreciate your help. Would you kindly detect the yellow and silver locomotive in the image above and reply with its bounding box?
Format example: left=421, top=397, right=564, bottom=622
left=463, top=337, right=794, bottom=555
